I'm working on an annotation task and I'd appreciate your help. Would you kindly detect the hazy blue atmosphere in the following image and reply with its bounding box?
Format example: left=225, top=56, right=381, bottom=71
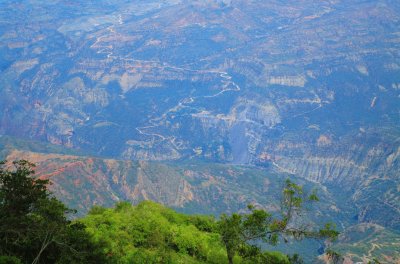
left=0, top=0, right=399, bottom=263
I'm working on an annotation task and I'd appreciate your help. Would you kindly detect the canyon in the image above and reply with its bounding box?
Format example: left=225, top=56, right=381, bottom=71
left=0, top=0, right=399, bottom=262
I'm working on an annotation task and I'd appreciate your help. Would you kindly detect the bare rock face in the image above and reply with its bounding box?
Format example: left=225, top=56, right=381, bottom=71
left=268, top=75, right=306, bottom=88
left=188, top=97, right=281, bottom=163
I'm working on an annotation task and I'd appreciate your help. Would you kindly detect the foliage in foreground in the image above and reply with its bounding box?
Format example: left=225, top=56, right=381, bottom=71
left=80, top=180, right=338, bottom=264
left=82, top=201, right=223, bottom=263
left=0, top=160, right=107, bottom=263
left=81, top=200, right=294, bottom=264
left=0, top=160, right=338, bottom=263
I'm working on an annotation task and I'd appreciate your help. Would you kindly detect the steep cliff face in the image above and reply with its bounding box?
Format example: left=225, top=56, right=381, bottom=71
left=264, top=130, right=399, bottom=185
left=258, top=129, right=400, bottom=230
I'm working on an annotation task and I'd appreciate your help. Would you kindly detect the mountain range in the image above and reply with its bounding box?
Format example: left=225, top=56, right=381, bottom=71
left=0, top=0, right=399, bottom=262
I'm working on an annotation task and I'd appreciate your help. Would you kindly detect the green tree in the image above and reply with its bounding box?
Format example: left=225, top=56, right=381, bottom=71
left=0, top=160, right=106, bottom=263
left=218, top=179, right=339, bottom=264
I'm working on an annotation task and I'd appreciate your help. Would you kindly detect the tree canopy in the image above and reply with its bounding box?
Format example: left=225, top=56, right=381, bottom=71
left=81, top=200, right=294, bottom=264
left=0, top=160, right=107, bottom=263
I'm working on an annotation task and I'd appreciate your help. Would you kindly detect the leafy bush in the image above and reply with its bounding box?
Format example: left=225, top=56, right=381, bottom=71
left=81, top=201, right=227, bottom=263
left=0, top=256, right=22, bottom=264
